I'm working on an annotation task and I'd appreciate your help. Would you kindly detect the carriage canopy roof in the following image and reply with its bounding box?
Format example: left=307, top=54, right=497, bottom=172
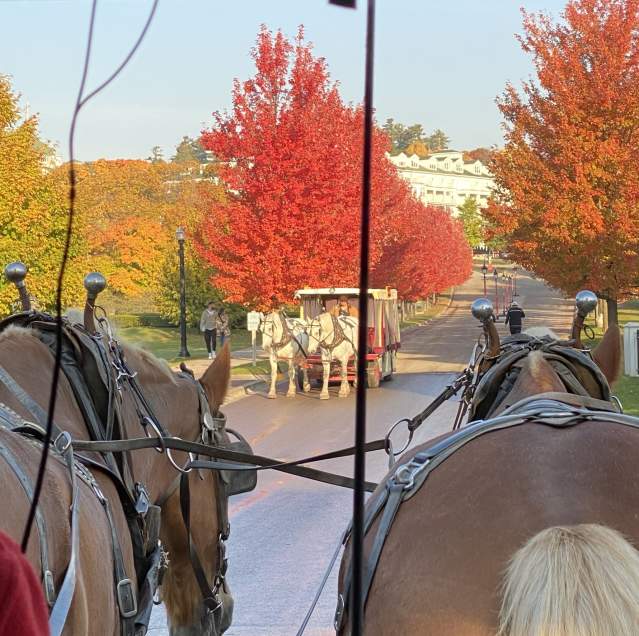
left=294, top=288, right=397, bottom=300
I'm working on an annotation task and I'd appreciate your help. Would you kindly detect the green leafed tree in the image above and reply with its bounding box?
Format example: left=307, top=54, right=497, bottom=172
left=428, top=129, right=450, bottom=152
left=457, top=197, right=484, bottom=248
left=172, top=136, right=208, bottom=164
left=383, top=118, right=450, bottom=154
left=154, top=245, right=220, bottom=327
left=148, top=145, right=164, bottom=164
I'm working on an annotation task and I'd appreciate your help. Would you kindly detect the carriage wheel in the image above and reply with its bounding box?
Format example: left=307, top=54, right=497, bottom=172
left=366, top=361, right=381, bottom=389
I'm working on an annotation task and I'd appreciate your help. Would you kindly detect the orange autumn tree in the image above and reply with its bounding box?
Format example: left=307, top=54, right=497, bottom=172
left=485, top=0, right=639, bottom=322
left=70, top=159, right=175, bottom=300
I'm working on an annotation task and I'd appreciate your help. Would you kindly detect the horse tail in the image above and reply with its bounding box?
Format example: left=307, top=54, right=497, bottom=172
left=498, top=524, right=639, bottom=636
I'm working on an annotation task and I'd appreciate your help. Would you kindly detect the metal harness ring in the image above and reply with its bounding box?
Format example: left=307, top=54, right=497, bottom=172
left=384, top=417, right=413, bottom=457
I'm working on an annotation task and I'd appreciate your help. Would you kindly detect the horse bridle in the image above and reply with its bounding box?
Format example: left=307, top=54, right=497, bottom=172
left=259, top=312, right=293, bottom=351
left=154, top=374, right=234, bottom=633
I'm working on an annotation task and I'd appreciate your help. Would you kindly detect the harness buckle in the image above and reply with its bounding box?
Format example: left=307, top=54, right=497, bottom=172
left=116, top=578, right=138, bottom=618
left=54, top=431, right=72, bottom=454
left=134, top=483, right=150, bottom=515
left=203, top=412, right=215, bottom=432
left=43, top=570, right=56, bottom=606
left=393, top=454, right=430, bottom=491
left=204, top=593, right=223, bottom=614
left=333, top=594, right=345, bottom=631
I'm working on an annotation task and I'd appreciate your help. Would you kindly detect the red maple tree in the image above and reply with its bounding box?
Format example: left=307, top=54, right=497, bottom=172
left=199, top=26, right=471, bottom=308
left=485, top=0, right=639, bottom=321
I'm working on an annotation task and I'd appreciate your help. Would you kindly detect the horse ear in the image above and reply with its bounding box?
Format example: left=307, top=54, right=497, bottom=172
left=591, top=325, right=621, bottom=387
left=199, top=343, right=231, bottom=410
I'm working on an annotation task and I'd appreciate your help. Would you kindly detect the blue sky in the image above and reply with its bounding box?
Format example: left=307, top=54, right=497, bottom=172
left=1, top=0, right=568, bottom=161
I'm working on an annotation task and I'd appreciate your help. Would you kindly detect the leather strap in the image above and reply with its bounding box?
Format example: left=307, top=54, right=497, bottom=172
left=48, top=434, right=80, bottom=636
left=179, top=471, right=222, bottom=612
left=72, top=435, right=383, bottom=492
left=0, top=436, right=55, bottom=605
left=0, top=365, right=49, bottom=425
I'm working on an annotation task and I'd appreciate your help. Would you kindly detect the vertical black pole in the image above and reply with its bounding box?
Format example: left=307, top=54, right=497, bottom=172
left=352, top=1, right=375, bottom=634
left=178, top=237, right=190, bottom=358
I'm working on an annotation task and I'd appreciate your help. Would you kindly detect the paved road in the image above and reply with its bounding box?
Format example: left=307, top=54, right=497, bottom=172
left=149, top=267, right=573, bottom=635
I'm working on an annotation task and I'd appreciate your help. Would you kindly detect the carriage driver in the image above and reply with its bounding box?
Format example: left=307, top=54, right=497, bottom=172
left=331, top=295, right=359, bottom=318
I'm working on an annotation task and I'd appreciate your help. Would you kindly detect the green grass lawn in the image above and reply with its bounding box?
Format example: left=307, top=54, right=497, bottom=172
left=400, top=291, right=453, bottom=330
left=117, top=326, right=253, bottom=362
left=583, top=300, right=639, bottom=414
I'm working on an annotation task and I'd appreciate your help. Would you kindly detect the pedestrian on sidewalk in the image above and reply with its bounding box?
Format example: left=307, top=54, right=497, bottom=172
left=200, top=301, right=218, bottom=359
left=505, top=301, right=526, bottom=335
left=216, top=307, right=231, bottom=348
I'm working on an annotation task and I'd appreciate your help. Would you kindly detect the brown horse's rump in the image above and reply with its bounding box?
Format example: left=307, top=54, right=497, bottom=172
left=350, top=419, right=639, bottom=635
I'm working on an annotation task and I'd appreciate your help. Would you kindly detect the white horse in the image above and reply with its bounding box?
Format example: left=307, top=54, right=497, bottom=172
left=258, top=310, right=310, bottom=399
left=307, top=312, right=358, bottom=400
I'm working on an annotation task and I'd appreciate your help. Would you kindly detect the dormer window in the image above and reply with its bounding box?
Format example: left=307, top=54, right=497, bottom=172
left=444, top=162, right=449, bottom=170
left=475, top=164, right=481, bottom=174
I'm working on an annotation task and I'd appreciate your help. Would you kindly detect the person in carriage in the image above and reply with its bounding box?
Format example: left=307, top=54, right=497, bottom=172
left=331, top=295, right=359, bottom=319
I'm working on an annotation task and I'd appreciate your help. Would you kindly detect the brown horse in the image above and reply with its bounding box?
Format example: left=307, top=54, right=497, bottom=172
left=0, top=325, right=233, bottom=635
left=337, top=318, right=639, bottom=635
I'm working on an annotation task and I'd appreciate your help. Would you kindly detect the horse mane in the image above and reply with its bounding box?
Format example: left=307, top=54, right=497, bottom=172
left=499, top=524, right=639, bottom=636
left=0, top=324, right=39, bottom=344
left=501, top=351, right=565, bottom=410
left=523, top=326, right=560, bottom=340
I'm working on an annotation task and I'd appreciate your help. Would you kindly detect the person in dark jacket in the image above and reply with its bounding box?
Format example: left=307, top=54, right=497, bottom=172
left=505, top=302, right=526, bottom=334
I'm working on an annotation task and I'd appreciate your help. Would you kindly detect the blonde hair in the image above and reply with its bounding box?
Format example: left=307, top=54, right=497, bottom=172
left=499, top=524, right=639, bottom=636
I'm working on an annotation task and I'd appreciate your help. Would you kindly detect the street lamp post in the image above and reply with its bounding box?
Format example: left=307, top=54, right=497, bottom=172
left=502, top=273, right=508, bottom=315
left=481, top=261, right=488, bottom=296
left=513, top=266, right=519, bottom=297
left=176, top=226, right=190, bottom=358
left=493, top=268, right=499, bottom=317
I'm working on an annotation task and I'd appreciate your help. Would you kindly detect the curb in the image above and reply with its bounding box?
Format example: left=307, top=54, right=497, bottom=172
left=225, top=378, right=264, bottom=405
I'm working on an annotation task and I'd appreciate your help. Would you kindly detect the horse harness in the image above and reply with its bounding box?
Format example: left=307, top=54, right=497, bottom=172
left=262, top=312, right=308, bottom=357
left=311, top=314, right=356, bottom=353
left=334, top=335, right=625, bottom=631
left=0, top=311, right=255, bottom=636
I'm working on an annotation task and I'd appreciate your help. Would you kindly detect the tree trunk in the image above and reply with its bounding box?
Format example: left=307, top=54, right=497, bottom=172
left=595, top=299, right=604, bottom=329
left=606, top=297, right=618, bottom=326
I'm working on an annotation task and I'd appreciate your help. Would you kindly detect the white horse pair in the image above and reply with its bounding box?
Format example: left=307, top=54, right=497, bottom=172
left=258, top=310, right=358, bottom=400
left=307, top=312, right=358, bottom=400
left=259, top=311, right=310, bottom=399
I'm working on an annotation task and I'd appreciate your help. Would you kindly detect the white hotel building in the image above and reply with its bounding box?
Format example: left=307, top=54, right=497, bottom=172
left=387, top=150, right=495, bottom=215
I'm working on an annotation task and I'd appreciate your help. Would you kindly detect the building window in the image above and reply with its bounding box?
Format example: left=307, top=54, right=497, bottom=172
left=475, top=165, right=480, bottom=174
left=444, top=162, right=449, bottom=170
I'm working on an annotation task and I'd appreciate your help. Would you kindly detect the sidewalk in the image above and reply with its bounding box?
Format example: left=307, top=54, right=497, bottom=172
left=171, top=346, right=269, bottom=405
